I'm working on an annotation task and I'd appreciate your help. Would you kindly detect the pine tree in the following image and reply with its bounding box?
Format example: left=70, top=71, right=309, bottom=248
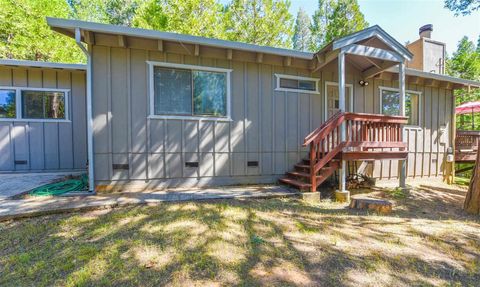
left=133, top=0, right=226, bottom=39
left=224, top=0, right=293, bottom=48
left=447, top=36, right=480, bottom=80
left=447, top=36, right=480, bottom=130
left=292, top=8, right=312, bottom=51
left=68, top=0, right=142, bottom=26
left=0, top=0, right=84, bottom=62
left=310, top=0, right=368, bottom=51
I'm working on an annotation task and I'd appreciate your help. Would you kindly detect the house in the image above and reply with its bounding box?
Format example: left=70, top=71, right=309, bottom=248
left=0, top=59, right=87, bottom=172
left=2, top=19, right=479, bottom=196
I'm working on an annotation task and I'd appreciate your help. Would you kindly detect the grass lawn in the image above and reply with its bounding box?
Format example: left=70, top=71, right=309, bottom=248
left=455, top=176, right=472, bottom=186
left=1, top=182, right=479, bottom=287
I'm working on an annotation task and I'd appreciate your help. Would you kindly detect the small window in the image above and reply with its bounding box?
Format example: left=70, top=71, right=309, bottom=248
left=381, top=89, right=420, bottom=126
left=276, top=74, right=319, bottom=93
left=22, top=91, right=65, bottom=119
left=152, top=64, right=229, bottom=117
left=0, top=89, right=16, bottom=118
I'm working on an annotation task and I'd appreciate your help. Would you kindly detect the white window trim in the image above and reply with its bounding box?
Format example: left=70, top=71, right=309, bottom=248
left=147, top=61, right=232, bottom=121
left=0, top=86, right=70, bottom=122
left=274, top=74, right=320, bottom=94
left=324, top=81, right=354, bottom=121
left=379, top=86, right=422, bottom=128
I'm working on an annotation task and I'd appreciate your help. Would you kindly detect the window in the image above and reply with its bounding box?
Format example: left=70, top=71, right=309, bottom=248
left=380, top=88, right=420, bottom=126
left=0, top=87, right=69, bottom=121
left=275, top=74, right=319, bottom=93
left=22, top=91, right=65, bottom=119
left=0, top=89, right=16, bottom=118
left=149, top=62, right=231, bottom=119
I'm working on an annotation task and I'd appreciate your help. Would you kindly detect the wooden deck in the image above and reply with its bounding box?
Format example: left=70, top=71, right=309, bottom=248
left=280, top=112, right=409, bottom=191
left=455, top=130, right=480, bottom=162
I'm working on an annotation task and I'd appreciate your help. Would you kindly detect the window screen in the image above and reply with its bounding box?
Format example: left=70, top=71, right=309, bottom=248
left=154, top=67, right=192, bottom=115
left=22, top=91, right=65, bottom=119
left=0, top=89, right=16, bottom=118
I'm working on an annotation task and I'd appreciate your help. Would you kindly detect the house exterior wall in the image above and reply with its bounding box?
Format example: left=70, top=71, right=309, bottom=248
left=90, top=38, right=454, bottom=191
left=0, top=65, right=87, bottom=172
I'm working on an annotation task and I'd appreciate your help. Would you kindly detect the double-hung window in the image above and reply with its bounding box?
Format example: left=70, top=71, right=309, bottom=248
left=380, top=87, right=421, bottom=126
left=0, top=87, right=68, bottom=121
left=148, top=62, right=232, bottom=119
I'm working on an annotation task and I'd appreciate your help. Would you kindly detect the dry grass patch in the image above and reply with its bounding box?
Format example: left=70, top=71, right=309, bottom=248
left=1, top=181, right=479, bottom=286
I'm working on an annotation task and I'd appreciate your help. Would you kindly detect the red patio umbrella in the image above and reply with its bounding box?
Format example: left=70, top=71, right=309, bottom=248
left=456, top=101, right=480, bottom=129
left=456, top=101, right=480, bottom=114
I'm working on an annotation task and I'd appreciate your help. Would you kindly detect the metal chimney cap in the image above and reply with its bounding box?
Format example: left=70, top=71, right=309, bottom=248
left=419, top=24, right=433, bottom=34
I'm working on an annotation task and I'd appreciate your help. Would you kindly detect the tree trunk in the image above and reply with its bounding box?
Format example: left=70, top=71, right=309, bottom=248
left=464, top=141, right=480, bottom=214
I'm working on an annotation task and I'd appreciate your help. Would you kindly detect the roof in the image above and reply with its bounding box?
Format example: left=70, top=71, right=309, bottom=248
left=0, top=59, right=86, bottom=70
left=456, top=101, right=480, bottom=114
left=318, top=25, right=414, bottom=61
left=387, top=66, right=480, bottom=88
left=46, top=17, right=314, bottom=60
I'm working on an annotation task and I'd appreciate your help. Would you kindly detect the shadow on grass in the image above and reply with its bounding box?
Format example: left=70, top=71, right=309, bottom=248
left=1, top=186, right=479, bottom=286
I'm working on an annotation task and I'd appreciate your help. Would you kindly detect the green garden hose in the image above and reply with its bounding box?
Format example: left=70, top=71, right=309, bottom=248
left=29, top=174, right=88, bottom=196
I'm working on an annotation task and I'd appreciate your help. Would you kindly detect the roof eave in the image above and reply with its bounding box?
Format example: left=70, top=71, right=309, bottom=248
left=0, top=58, right=86, bottom=70
left=47, top=17, right=314, bottom=60
left=387, top=66, right=480, bottom=88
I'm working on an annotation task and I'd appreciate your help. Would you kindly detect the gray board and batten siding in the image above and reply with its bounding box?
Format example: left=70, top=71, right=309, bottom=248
left=89, top=36, right=454, bottom=190
left=0, top=61, right=87, bottom=172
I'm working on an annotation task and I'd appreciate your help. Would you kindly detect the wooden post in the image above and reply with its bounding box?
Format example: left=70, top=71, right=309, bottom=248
left=398, top=62, right=407, bottom=188
left=338, top=51, right=347, bottom=192
left=310, top=143, right=316, bottom=192
left=464, top=141, right=480, bottom=214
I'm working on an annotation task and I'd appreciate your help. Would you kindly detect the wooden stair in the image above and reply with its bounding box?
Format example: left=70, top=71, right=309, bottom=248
left=279, top=112, right=409, bottom=192
left=279, top=160, right=340, bottom=191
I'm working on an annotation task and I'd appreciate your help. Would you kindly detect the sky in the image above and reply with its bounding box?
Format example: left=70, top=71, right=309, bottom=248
left=290, top=0, right=480, bottom=55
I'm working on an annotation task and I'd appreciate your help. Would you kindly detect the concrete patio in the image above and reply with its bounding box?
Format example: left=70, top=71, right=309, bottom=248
left=0, top=184, right=297, bottom=221
left=0, top=172, right=85, bottom=200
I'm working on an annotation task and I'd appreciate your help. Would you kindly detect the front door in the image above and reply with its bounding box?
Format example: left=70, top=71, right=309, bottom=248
left=326, top=83, right=352, bottom=120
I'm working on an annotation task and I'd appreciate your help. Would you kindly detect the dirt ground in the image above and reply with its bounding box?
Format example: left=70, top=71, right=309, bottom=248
left=0, top=181, right=479, bottom=287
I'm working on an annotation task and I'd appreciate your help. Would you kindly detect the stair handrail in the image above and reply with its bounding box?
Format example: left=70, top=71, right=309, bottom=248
left=303, top=112, right=409, bottom=192
left=303, top=111, right=344, bottom=146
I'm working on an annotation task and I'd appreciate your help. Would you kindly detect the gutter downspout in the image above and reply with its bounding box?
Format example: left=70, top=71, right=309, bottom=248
left=75, top=28, right=95, bottom=192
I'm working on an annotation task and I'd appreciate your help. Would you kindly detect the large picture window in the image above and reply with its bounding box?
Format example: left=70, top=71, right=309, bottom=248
left=149, top=62, right=231, bottom=119
left=380, top=88, right=420, bottom=126
left=0, top=87, right=69, bottom=121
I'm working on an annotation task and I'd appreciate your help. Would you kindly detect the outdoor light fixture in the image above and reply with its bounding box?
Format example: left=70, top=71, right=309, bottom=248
left=359, top=80, right=369, bottom=86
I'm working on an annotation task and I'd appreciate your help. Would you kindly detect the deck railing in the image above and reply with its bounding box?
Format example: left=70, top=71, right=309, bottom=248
left=303, top=112, right=408, bottom=191
left=455, top=130, right=480, bottom=162
left=456, top=130, right=480, bottom=151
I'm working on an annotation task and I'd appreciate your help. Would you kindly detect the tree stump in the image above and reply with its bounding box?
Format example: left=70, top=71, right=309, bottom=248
left=350, top=197, right=393, bottom=214
left=464, top=142, right=480, bottom=214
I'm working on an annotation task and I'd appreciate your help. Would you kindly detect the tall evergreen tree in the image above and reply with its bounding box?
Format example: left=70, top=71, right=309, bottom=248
left=224, top=0, right=293, bottom=48
left=0, top=0, right=84, bottom=62
left=447, top=36, right=480, bottom=129
left=68, top=0, right=142, bottom=26
left=292, top=8, right=312, bottom=51
left=447, top=36, right=480, bottom=80
left=310, top=0, right=368, bottom=51
left=133, top=0, right=226, bottom=39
